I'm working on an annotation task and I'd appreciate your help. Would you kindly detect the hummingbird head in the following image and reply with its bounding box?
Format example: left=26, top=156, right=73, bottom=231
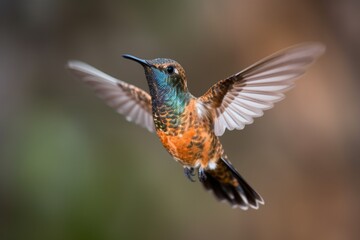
left=123, top=54, right=188, bottom=95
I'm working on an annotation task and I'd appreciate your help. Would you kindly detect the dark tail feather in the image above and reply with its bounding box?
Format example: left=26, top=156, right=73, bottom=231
left=202, top=158, right=264, bottom=210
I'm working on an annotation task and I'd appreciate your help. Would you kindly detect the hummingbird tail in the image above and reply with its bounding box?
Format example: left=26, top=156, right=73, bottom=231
left=201, top=158, right=264, bottom=210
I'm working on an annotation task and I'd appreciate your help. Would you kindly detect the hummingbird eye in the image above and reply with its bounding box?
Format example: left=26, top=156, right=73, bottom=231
left=166, top=65, right=175, bottom=75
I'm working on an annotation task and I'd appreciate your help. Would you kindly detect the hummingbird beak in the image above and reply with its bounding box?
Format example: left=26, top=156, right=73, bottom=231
left=122, top=54, right=152, bottom=67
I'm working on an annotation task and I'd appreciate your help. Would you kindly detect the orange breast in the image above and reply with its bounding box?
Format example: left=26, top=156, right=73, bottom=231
left=156, top=99, right=222, bottom=167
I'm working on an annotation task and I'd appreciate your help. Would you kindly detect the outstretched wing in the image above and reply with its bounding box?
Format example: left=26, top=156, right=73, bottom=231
left=199, top=43, right=325, bottom=136
left=67, top=61, right=155, bottom=132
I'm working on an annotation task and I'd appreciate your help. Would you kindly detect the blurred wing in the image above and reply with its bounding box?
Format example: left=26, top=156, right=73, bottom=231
left=67, top=61, right=155, bottom=132
left=199, top=43, right=325, bottom=136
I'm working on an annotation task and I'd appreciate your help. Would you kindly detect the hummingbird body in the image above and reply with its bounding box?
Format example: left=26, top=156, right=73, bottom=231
left=142, top=58, right=223, bottom=170
left=155, top=97, right=223, bottom=169
left=68, top=43, right=325, bottom=210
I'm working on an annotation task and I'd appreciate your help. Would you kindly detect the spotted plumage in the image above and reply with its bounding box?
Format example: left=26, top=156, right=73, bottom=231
left=67, top=43, right=325, bottom=210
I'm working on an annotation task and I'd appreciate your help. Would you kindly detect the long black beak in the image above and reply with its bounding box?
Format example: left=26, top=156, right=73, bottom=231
left=122, top=54, right=152, bottom=67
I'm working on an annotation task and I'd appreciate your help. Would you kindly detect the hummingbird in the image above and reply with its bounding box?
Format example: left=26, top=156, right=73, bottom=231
left=67, top=43, right=325, bottom=210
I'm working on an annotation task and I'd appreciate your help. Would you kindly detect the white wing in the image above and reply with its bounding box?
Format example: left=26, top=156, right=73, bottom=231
left=67, top=61, right=155, bottom=132
left=199, top=43, right=325, bottom=136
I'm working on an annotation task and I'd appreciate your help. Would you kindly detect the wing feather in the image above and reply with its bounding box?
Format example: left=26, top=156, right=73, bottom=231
left=199, top=43, right=325, bottom=136
left=67, top=61, right=155, bottom=132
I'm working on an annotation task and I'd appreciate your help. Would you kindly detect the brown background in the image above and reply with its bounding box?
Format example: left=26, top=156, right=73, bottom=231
left=1, top=0, right=359, bottom=239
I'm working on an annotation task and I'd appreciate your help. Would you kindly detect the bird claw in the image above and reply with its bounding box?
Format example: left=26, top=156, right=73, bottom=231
left=184, top=167, right=196, bottom=182
left=198, top=168, right=207, bottom=182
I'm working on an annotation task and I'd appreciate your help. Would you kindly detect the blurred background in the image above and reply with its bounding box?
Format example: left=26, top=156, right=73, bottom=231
left=1, top=0, right=360, bottom=239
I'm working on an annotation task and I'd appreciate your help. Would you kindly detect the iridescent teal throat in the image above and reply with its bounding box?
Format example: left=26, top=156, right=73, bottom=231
left=146, top=70, right=191, bottom=132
